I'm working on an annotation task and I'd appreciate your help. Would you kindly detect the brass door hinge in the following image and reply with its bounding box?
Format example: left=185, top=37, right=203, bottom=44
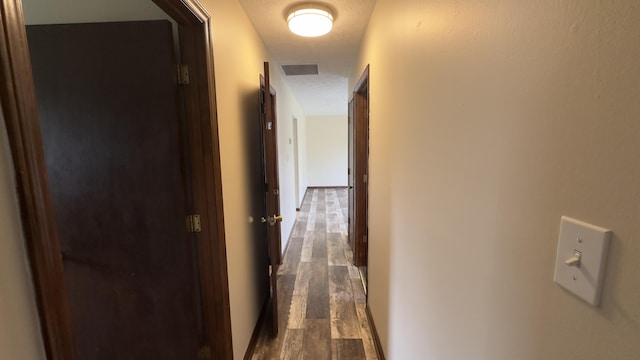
left=177, top=64, right=190, bottom=85
left=197, top=345, right=211, bottom=360
left=186, top=214, right=201, bottom=233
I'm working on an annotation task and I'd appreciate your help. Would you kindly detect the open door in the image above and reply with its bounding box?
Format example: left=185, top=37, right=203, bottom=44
left=260, top=62, right=283, bottom=336
left=26, top=21, right=203, bottom=358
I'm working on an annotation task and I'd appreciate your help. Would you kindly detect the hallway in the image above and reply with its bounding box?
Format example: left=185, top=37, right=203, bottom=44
left=252, top=188, right=378, bottom=359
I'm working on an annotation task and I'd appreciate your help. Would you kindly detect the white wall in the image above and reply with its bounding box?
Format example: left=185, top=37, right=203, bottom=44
left=23, top=0, right=169, bottom=24
left=269, top=65, right=307, bottom=251
left=199, top=1, right=269, bottom=358
left=295, top=117, right=308, bottom=206
left=200, top=1, right=306, bottom=357
left=306, top=115, right=348, bottom=187
left=353, top=0, right=640, bottom=359
left=0, top=111, right=47, bottom=359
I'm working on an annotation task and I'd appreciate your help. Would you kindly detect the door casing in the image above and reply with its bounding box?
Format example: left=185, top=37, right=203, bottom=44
left=350, top=65, right=370, bottom=285
left=0, top=0, right=233, bottom=359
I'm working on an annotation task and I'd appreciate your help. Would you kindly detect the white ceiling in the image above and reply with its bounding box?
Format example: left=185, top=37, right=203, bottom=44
left=238, top=0, right=376, bottom=116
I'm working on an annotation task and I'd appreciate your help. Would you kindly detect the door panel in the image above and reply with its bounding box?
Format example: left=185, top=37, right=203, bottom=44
left=261, top=62, right=282, bottom=336
left=27, top=21, right=200, bottom=359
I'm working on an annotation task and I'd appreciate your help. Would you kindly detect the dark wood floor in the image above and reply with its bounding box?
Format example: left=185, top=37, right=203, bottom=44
left=251, top=188, right=378, bottom=359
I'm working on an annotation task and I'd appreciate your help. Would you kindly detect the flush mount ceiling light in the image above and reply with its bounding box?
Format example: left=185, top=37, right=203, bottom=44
left=287, top=3, right=334, bottom=37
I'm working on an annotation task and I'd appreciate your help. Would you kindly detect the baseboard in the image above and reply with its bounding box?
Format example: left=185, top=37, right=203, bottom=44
left=366, top=304, right=386, bottom=360
left=281, top=228, right=294, bottom=264
left=243, top=295, right=270, bottom=360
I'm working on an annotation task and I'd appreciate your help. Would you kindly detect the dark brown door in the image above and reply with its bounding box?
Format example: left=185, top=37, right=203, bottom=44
left=352, top=66, right=370, bottom=286
left=27, top=21, right=202, bottom=359
left=260, top=62, right=282, bottom=336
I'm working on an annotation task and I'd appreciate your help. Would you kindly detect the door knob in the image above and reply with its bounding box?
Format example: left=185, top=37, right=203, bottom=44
left=261, top=214, right=283, bottom=226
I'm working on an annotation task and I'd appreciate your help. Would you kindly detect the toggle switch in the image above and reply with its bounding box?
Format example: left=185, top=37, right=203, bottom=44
left=564, top=250, right=582, bottom=267
left=553, top=216, right=611, bottom=306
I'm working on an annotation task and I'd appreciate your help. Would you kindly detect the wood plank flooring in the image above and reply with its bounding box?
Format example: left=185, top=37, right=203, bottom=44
left=252, top=188, right=378, bottom=360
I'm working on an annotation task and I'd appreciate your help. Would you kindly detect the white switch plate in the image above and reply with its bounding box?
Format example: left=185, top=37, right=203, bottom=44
left=553, top=216, right=611, bottom=306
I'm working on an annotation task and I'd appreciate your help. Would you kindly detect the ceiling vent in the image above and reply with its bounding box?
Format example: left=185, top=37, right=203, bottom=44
left=281, top=64, right=319, bottom=76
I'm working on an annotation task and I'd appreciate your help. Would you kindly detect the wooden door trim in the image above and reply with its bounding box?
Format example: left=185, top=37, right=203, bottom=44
left=152, top=1, right=233, bottom=358
left=354, top=65, right=370, bottom=96
left=0, top=0, right=233, bottom=359
left=352, top=65, right=370, bottom=267
left=348, top=98, right=355, bottom=256
left=0, top=1, right=75, bottom=357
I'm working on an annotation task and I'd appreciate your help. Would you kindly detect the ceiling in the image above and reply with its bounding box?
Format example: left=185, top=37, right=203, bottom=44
left=238, top=0, right=376, bottom=116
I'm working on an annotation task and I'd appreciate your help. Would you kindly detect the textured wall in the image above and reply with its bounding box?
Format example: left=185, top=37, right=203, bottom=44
left=23, top=0, right=168, bottom=24
left=306, top=115, right=348, bottom=187
left=201, top=1, right=273, bottom=357
left=0, top=112, right=46, bottom=359
left=353, top=0, right=640, bottom=358
left=269, top=65, right=308, bottom=252
left=202, top=1, right=306, bottom=357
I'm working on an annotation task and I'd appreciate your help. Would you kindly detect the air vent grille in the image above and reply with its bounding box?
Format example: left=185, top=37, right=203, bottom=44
left=281, top=64, right=319, bottom=76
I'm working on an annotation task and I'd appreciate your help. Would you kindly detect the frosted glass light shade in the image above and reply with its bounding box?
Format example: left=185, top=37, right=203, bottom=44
left=287, top=4, right=334, bottom=37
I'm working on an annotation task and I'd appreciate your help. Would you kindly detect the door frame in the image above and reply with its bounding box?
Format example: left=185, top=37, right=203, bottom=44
left=292, top=116, right=300, bottom=209
left=0, top=0, right=233, bottom=359
left=347, top=98, right=355, bottom=260
left=351, top=65, right=370, bottom=277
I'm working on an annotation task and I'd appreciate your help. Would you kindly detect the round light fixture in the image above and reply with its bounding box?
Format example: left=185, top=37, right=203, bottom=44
left=287, top=4, right=334, bottom=37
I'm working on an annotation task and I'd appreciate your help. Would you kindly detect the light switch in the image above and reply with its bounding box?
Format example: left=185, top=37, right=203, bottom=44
left=553, top=216, right=611, bottom=306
